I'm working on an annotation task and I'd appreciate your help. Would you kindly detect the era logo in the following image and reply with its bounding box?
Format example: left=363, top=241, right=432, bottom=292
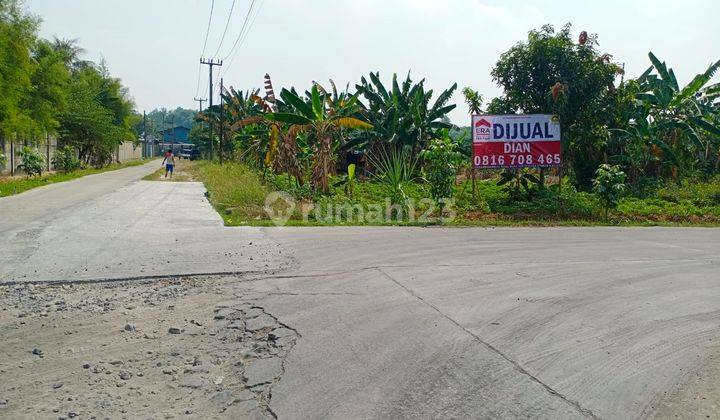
left=474, top=118, right=492, bottom=140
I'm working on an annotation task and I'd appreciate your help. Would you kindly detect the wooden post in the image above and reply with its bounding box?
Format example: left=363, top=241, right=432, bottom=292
left=471, top=167, right=477, bottom=194
left=10, top=140, right=14, bottom=176
left=46, top=133, right=51, bottom=172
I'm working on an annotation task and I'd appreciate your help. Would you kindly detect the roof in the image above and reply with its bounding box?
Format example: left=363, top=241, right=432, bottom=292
left=160, top=126, right=191, bottom=143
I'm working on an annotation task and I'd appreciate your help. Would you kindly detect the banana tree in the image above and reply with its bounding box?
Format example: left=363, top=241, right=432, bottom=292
left=619, top=52, right=720, bottom=179
left=353, top=72, right=457, bottom=154
left=266, top=84, right=372, bottom=193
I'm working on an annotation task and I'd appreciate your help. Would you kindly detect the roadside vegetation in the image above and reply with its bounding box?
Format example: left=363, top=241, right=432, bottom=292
left=0, top=0, right=139, bottom=178
left=187, top=24, right=719, bottom=227
left=0, top=159, right=148, bottom=197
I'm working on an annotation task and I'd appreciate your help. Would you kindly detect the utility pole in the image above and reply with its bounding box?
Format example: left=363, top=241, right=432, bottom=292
left=200, top=58, right=222, bottom=161
left=193, top=97, right=206, bottom=113
left=143, top=110, right=147, bottom=158
left=219, top=78, right=224, bottom=164
left=193, top=97, right=206, bottom=160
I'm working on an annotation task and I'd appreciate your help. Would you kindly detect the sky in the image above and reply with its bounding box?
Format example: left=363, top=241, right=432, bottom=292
left=26, top=0, right=720, bottom=124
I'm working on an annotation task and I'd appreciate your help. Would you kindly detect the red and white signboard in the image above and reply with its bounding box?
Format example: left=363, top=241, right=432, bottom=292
left=472, top=114, right=562, bottom=169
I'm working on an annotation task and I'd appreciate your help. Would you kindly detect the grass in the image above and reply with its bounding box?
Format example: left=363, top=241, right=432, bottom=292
left=190, top=161, right=720, bottom=227
left=197, top=162, right=270, bottom=225
left=0, top=159, right=149, bottom=198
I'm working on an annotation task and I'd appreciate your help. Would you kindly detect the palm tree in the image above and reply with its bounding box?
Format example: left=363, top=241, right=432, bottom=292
left=267, top=84, right=372, bottom=193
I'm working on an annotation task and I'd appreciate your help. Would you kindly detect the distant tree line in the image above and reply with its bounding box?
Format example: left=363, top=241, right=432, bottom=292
left=135, top=107, right=198, bottom=140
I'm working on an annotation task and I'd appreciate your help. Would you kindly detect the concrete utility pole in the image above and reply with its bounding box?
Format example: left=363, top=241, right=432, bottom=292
left=219, top=78, right=224, bottom=164
left=193, top=97, right=206, bottom=113
left=193, top=97, right=206, bottom=159
left=200, top=58, right=222, bottom=161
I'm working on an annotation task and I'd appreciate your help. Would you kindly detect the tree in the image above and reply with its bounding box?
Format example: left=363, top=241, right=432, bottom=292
left=491, top=24, right=624, bottom=189
left=612, top=53, right=720, bottom=183
left=0, top=0, right=39, bottom=140
left=58, top=64, right=135, bottom=166
left=354, top=72, right=457, bottom=154
left=23, top=38, right=71, bottom=137
left=462, top=87, right=483, bottom=115
left=267, top=85, right=372, bottom=193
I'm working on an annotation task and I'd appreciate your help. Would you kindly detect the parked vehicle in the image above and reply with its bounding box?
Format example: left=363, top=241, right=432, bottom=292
left=178, top=148, right=200, bottom=161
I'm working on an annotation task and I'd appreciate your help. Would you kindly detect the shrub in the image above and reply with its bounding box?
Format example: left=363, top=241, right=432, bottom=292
left=657, top=177, right=720, bottom=207
left=0, top=153, right=6, bottom=170
left=420, top=134, right=462, bottom=207
left=593, top=164, right=626, bottom=218
left=52, top=145, right=81, bottom=173
left=16, top=147, right=45, bottom=178
left=368, top=147, right=418, bottom=205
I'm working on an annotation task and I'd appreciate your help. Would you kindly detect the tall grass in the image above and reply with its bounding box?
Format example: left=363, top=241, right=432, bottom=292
left=197, top=162, right=269, bottom=223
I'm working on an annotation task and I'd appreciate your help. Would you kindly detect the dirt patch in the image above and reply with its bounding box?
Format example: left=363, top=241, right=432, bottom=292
left=143, top=159, right=199, bottom=182
left=0, top=275, right=297, bottom=419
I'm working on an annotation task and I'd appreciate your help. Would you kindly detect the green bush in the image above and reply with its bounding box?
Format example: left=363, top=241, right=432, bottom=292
left=0, top=152, right=6, bottom=170
left=593, top=164, right=626, bottom=218
left=420, top=134, right=462, bottom=206
left=16, top=147, right=45, bottom=178
left=52, top=145, right=81, bottom=173
left=657, top=177, right=720, bottom=207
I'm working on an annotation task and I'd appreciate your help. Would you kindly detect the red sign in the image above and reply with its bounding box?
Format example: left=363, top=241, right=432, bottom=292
left=472, top=114, right=562, bottom=169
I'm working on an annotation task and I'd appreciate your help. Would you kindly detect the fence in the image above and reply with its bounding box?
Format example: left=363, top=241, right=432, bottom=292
left=0, top=137, right=58, bottom=176
left=0, top=138, right=143, bottom=177
left=115, top=141, right=142, bottom=163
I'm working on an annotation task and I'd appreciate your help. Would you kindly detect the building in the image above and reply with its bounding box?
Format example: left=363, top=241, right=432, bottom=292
left=157, top=126, right=193, bottom=154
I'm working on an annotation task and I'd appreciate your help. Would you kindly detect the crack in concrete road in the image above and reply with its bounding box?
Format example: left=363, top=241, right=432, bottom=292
left=375, top=267, right=601, bottom=419
left=0, top=269, right=280, bottom=287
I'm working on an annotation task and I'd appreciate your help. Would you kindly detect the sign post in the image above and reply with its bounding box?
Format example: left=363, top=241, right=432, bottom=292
left=472, top=114, right=562, bottom=170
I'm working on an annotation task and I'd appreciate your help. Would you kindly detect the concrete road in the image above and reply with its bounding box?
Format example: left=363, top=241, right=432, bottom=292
left=1, top=162, right=719, bottom=418
left=0, top=160, right=288, bottom=283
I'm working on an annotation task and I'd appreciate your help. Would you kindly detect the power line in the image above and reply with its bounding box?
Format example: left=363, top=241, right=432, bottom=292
left=222, top=0, right=264, bottom=78
left=221, top=0, right=256, bottom=62
left=196, top=0, right=216, bottom=96
left=211, top=0, right=237, bottom=59
left=200, top=0, right=215, bottom=57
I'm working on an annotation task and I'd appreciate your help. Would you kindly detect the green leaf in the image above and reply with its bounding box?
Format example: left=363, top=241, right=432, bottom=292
left=648, top=52, right=674, bottom=90
left=431, top=83, right=457, bottom=112
left=266, top=112, right=312, bottom=126
left=690, top=117, right=720, bottom=137
left=672, top=59, right=720, bottom=106
left=369, top=72, right=389, bottom=101
left=279, top=88, right=313, bottom=119
left=311, top=85, right=323, bottom=120
left=429, top=104, right=457, bottom=121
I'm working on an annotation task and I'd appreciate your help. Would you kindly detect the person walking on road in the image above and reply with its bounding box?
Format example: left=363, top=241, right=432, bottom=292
left=162, top=149, right=175, bottom=179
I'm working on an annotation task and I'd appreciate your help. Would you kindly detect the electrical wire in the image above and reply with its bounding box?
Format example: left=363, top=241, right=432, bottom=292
left=221, top=0, right=256, bottom=62
left=195, top=0, right=216, bottom=96
left=221, top=0, right=264, bottom=78
left=211, top=0, right=236, bottom=59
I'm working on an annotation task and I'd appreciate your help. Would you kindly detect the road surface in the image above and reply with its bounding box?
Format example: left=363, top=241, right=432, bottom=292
left=0, top=162, right=718, bottom=419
